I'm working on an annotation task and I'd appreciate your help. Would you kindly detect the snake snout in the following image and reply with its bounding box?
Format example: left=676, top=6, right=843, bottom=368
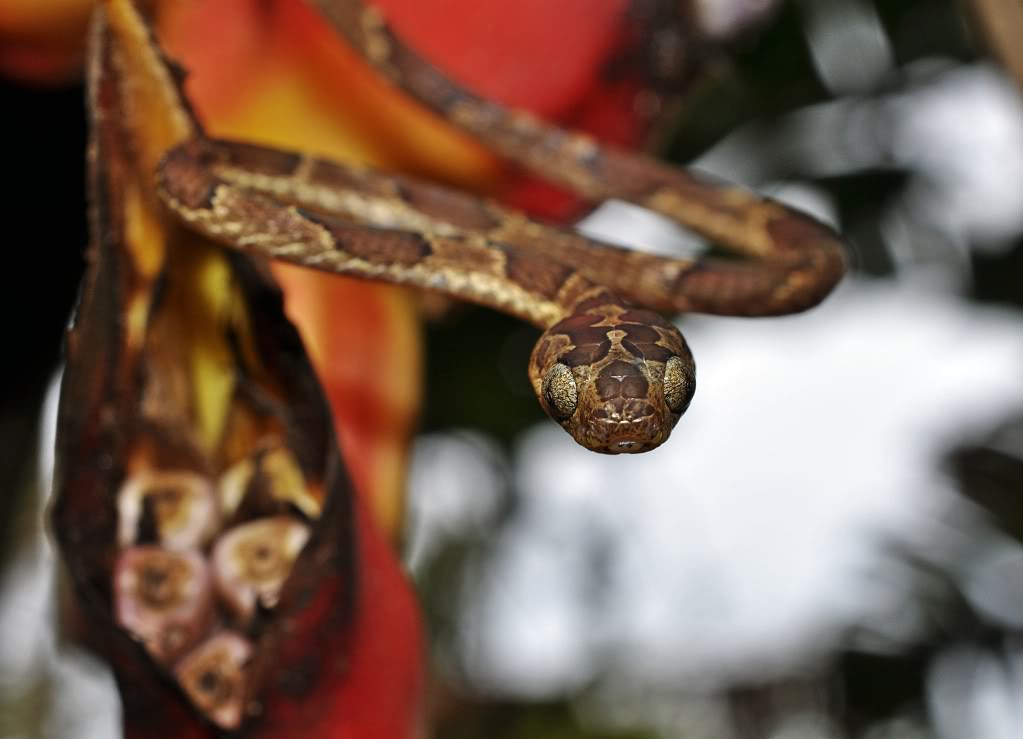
left=588, top=403, right=664, bottom=454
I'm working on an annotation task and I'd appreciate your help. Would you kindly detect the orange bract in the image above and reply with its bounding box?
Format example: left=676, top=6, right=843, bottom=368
left=0, top=0, right=93, bottom=82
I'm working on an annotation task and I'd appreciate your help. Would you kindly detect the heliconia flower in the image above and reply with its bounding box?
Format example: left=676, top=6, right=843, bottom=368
left=53, top=1, right=428, bottom=734
left=45, top=1, right=678, bottom=736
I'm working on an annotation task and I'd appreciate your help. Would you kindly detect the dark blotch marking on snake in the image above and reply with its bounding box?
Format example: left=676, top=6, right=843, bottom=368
left=296, top=208, right=433, bottom=266
left=304, top=158, right=386, bottom=195
left=620, top=309, right=676, bottom=330
left=556, top=319, right=613, bottom=368
left=501, top=247, right=574, bottom=300
left=222, top=141, right=303, bottom=179
left=395, top=182, right=503, bottom=232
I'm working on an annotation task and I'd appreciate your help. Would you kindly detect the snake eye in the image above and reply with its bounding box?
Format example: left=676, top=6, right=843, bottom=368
left=663, top=355, right=695, bottom=414
left=542, top=363, right=578, bottom=420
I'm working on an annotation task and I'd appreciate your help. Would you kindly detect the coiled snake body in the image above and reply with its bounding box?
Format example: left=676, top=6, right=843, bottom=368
left=158, top=0, right=847, bottom=454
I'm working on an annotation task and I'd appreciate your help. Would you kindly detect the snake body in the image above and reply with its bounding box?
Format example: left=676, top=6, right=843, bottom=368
left=161, top=141, right=694, bottom=453
left=157, top=0, right=847, bottom=454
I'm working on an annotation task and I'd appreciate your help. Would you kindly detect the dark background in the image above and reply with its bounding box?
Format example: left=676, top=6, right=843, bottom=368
left=0, top=77, right=85, bottom=547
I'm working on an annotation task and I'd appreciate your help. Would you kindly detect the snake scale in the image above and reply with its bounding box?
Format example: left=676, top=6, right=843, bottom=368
left=157, top=0, right=847, bottom=454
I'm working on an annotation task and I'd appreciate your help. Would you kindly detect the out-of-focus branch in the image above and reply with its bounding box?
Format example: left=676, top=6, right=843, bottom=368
left=970, top=0, right=1023, bottom=91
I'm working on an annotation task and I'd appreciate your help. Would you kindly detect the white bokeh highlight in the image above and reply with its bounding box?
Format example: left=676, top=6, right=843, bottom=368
left=407, top=279, right=1023, bottom=698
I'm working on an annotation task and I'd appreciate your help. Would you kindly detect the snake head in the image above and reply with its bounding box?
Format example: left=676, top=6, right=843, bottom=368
left=529, top=305, right=696, bottom=454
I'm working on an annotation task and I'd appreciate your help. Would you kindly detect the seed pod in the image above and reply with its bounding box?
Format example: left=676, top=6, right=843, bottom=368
left=217, top=455, right=255, bottom=520
left=212, top=516, right=311, bottom=625
left=174, top=631, right=252, bottom=730
left=117, top=470, right=218, bottom=550
left=113, top=546, right=214, bottom=664
left=259, top=445, right=321, bottom=519
left=218, top=443, right=322, bottom=522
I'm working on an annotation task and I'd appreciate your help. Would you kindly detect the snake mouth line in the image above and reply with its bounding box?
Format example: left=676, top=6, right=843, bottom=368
left=606, top=437, right=649, bottom=454
left=601, top=427, right=656, bottom=453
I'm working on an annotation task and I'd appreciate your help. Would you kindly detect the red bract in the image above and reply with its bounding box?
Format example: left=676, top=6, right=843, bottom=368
left=374, top=0, right=630, bottom=114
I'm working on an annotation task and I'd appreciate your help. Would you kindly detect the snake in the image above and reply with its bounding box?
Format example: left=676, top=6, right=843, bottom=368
left=156, top=0, right=847, bottom=455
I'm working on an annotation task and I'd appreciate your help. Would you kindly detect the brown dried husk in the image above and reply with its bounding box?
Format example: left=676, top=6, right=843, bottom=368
left=51, top=9, right=359, bottom=736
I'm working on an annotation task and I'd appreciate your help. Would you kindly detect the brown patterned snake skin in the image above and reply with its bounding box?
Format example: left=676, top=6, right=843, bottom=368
left=157, top=0, right=847, bottom=455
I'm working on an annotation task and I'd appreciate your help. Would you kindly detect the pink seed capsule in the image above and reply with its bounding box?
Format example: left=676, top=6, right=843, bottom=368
left=211, top=516, right=310, bottom=626
left=113, top=547, right=214, bottom=664
left=117, top=470, right=219, bottom=550
left=174, top=631, right=252, bottom=730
